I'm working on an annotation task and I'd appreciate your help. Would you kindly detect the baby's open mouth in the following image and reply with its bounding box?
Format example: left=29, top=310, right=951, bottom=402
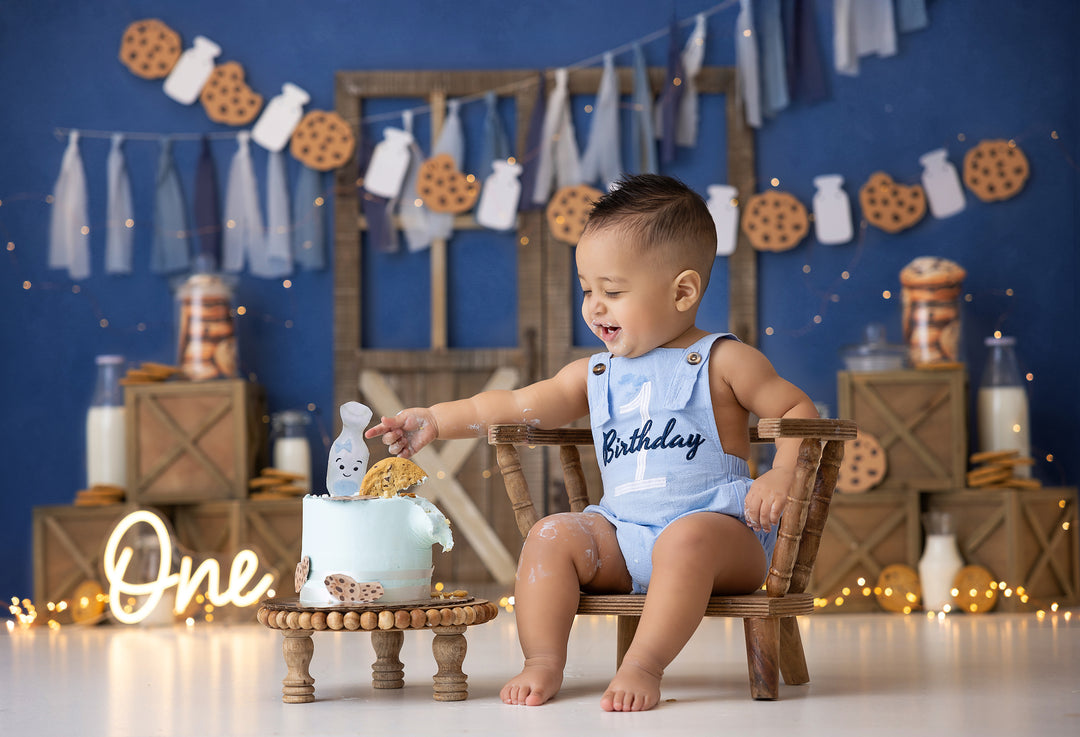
left=595, top=323, right=621, bottom=342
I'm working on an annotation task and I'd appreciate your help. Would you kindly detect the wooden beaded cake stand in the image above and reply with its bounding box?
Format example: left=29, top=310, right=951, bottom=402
left=257, top=596, right=498, bottom=703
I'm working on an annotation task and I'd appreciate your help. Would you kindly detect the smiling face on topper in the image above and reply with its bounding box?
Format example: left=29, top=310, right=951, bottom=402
left=326, top=402, right=373, bottom=496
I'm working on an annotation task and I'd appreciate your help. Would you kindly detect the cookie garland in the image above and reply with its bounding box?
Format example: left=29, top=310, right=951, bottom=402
left=416, top=154, right=480, bottom=214
left=859, top=172, right=926, bottom=233
left=200, top=61, right=263, bottom=126
left=119, top=19, right=182, bottom=79
left=740, top=190, right=809, bottom=251
left=546, top=184, right=604, bottom=245
left=963, top=139, right=1029, bottom=202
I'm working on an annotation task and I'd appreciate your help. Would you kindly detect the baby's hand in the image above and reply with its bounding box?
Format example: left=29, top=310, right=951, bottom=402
left=743, top=467, right=795, bottom=533
left=364, top=409, right=437, bottom=459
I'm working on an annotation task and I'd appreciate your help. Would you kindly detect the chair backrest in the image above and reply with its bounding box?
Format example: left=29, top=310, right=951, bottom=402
left=489, top=418, right=856, bottom=598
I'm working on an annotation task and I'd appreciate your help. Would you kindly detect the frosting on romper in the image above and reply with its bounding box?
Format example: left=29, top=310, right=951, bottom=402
left=583, top=332, right=776, bottom=593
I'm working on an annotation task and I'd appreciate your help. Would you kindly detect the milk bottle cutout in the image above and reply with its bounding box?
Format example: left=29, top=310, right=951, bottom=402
left=706, top=185, right=739, bottom=256
left=163, top=36, right=221, bottom=105
left=919, top=148, right=966, bottom=219
left=326, top=402, right=373, bottom=496
left=476, top=160, right=522, bottom=231
left=363, top=128, right=414, bottom=199
left=252, top=83, right=310, bottom=152
left=812, top=175, right=853, bottom=245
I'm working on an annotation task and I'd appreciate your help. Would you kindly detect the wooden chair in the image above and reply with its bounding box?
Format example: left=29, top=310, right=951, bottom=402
left=488, top=417, right=857, bottom=700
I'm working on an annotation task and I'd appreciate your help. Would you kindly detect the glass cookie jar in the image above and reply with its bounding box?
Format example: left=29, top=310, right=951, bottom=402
left=899, top=257, right=966, bottom=368
left=175, top=273, right=238, bottom=380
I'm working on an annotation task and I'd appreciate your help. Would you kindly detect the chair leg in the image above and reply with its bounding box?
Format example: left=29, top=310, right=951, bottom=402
left=615, top=615, right=640, bottom=669
left=779, top=616, right=809, bottom=686
left=743, top=617, right=780, bottom=700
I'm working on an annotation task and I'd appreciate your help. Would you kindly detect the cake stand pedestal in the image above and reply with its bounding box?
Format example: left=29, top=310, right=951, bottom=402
left=256, top=596, right=498, bottom=703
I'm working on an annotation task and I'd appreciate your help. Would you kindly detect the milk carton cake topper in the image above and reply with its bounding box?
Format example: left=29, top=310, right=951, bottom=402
left=326, top=402, right=373, bottom=496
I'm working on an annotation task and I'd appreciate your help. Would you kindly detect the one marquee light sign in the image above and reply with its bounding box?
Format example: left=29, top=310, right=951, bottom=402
left=103, top=509, right=275, bottom=624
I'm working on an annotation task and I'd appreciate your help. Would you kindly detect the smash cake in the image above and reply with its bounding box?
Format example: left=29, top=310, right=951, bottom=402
left=295, top=402, right=454, bottom=607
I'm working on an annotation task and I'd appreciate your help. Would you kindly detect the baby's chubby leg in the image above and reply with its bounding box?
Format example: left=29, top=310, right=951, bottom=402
left=602, top=512, right=767, bottom=712
left=503, top=512, right=631, bottom=706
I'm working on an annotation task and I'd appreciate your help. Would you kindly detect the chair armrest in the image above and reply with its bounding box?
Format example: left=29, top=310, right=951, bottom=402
left=753, top=418, right=856, bottom=442
left=488, top=424, right=593, bottom=446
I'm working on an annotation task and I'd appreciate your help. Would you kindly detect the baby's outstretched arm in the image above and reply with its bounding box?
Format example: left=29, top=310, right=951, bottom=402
left=365, top=358, right=590, bottom=458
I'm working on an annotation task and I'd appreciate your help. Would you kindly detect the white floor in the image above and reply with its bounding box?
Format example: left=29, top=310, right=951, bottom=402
left=3, top=604, right=1078, bottom=737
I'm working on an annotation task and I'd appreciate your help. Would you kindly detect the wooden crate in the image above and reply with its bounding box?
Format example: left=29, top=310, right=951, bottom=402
left=32, top=504, right=133, bottom=606
left=809, top=490, right=921, bottom=612
left=837, top=369, right=967, bottom=491
left=239, top=498, right=302, bottom=597
left=125, top=379, right=266, bottom=505
left=922, top=487, right=1079, bottom=611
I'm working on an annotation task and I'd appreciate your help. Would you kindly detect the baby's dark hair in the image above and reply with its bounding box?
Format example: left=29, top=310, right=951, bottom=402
left=582, top=174, right=717, bottom=289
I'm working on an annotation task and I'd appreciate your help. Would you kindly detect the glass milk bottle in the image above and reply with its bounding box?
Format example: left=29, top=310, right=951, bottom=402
left=86, top=355, right=127, bottom=488
left=271, top=410, right=311, bottom=483
left=977, top=336, right=1032, bottom=476
left=918, top=511, right=964, bottom=612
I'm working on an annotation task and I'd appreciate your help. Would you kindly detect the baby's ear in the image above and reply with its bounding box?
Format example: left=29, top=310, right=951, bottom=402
left=673, top=269, right=702, bottom=312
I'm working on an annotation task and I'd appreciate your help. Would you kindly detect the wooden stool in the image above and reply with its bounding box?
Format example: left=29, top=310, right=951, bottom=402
left=257, top=596, right=498, bottom=703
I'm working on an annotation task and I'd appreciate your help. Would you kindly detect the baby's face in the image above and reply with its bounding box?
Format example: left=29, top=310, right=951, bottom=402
left=576, top=230, right=682, bottom=358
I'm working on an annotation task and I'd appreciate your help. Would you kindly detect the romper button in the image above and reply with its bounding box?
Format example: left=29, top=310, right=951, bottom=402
left=686, top=352, right=702, bottom=365
left=592, top=363, right=606, bottom=375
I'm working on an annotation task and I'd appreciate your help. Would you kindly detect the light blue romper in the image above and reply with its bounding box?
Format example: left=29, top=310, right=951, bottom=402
left=582, top=333, right=776, bottom=593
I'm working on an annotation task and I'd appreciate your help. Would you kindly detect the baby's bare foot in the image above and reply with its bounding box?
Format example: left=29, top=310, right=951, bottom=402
left=600, top=658, right=663, bottom=712
left=501, top=658, right=564, bottom=706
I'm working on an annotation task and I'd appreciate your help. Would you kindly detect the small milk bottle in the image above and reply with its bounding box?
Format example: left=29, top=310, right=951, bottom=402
left=476, top=159, right=522, bottom=231
left=364, top=128, right=415, bottom=199
left=163, top=36, right=221, bottom=105
left=918, top=511, right=964, bottom=612
left=252, top=83, right=310, bottom=152
left=977, top=336, right=1032, bottom=476
left=86, top=355, right=127, bottom=488
left=271, top=410, right=312, bottom=484
left=812, top=175, right=853, bottom=245
left=919, top=148, right=966, bottom=219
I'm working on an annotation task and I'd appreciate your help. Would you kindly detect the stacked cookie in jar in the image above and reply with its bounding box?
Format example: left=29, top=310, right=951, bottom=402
left=900, top=257, right=966, bottom=368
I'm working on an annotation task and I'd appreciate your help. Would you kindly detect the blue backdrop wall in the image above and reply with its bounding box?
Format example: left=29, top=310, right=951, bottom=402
left=1, top=0, right=1077, bottom=600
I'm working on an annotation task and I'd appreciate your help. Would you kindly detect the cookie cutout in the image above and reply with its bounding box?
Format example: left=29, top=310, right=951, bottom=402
left=119, top=19, right=182, bottom=79
left=740, top=190, right=809, bottom=252
left=294, top=556, right=310, bottom=594
left=875, top=564, right=921, bottom=612
left=200, top=61, right=263, bottom=126
left=360, top=457, right=427, bottom=498
left=859, top=172, right=926, bottom=233
left=324, top=574, right=385, bottom=604
left=952, top=565, right=998, bottom=613
left=963, top=139, right=1029, bottom=202
left=415, top=153, right=480, bottom=213
left=836, top=430, right=887, bottom=493
left=546, top=184, right=603, bottom=245
left=290, top=110, right=356, bottom=172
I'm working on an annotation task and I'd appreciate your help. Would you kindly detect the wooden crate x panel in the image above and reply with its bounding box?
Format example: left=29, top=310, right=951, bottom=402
left=126, top=380, right=265, bottom=505
left=240, top=499, right=303, bottom=597
left=924, top=488, right=1079, bottom=610
left=33, top=504, right=132, bottom=605
left=838, top=370, right=967, bottom=490
left=809, top=491, right=921, bottom=612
